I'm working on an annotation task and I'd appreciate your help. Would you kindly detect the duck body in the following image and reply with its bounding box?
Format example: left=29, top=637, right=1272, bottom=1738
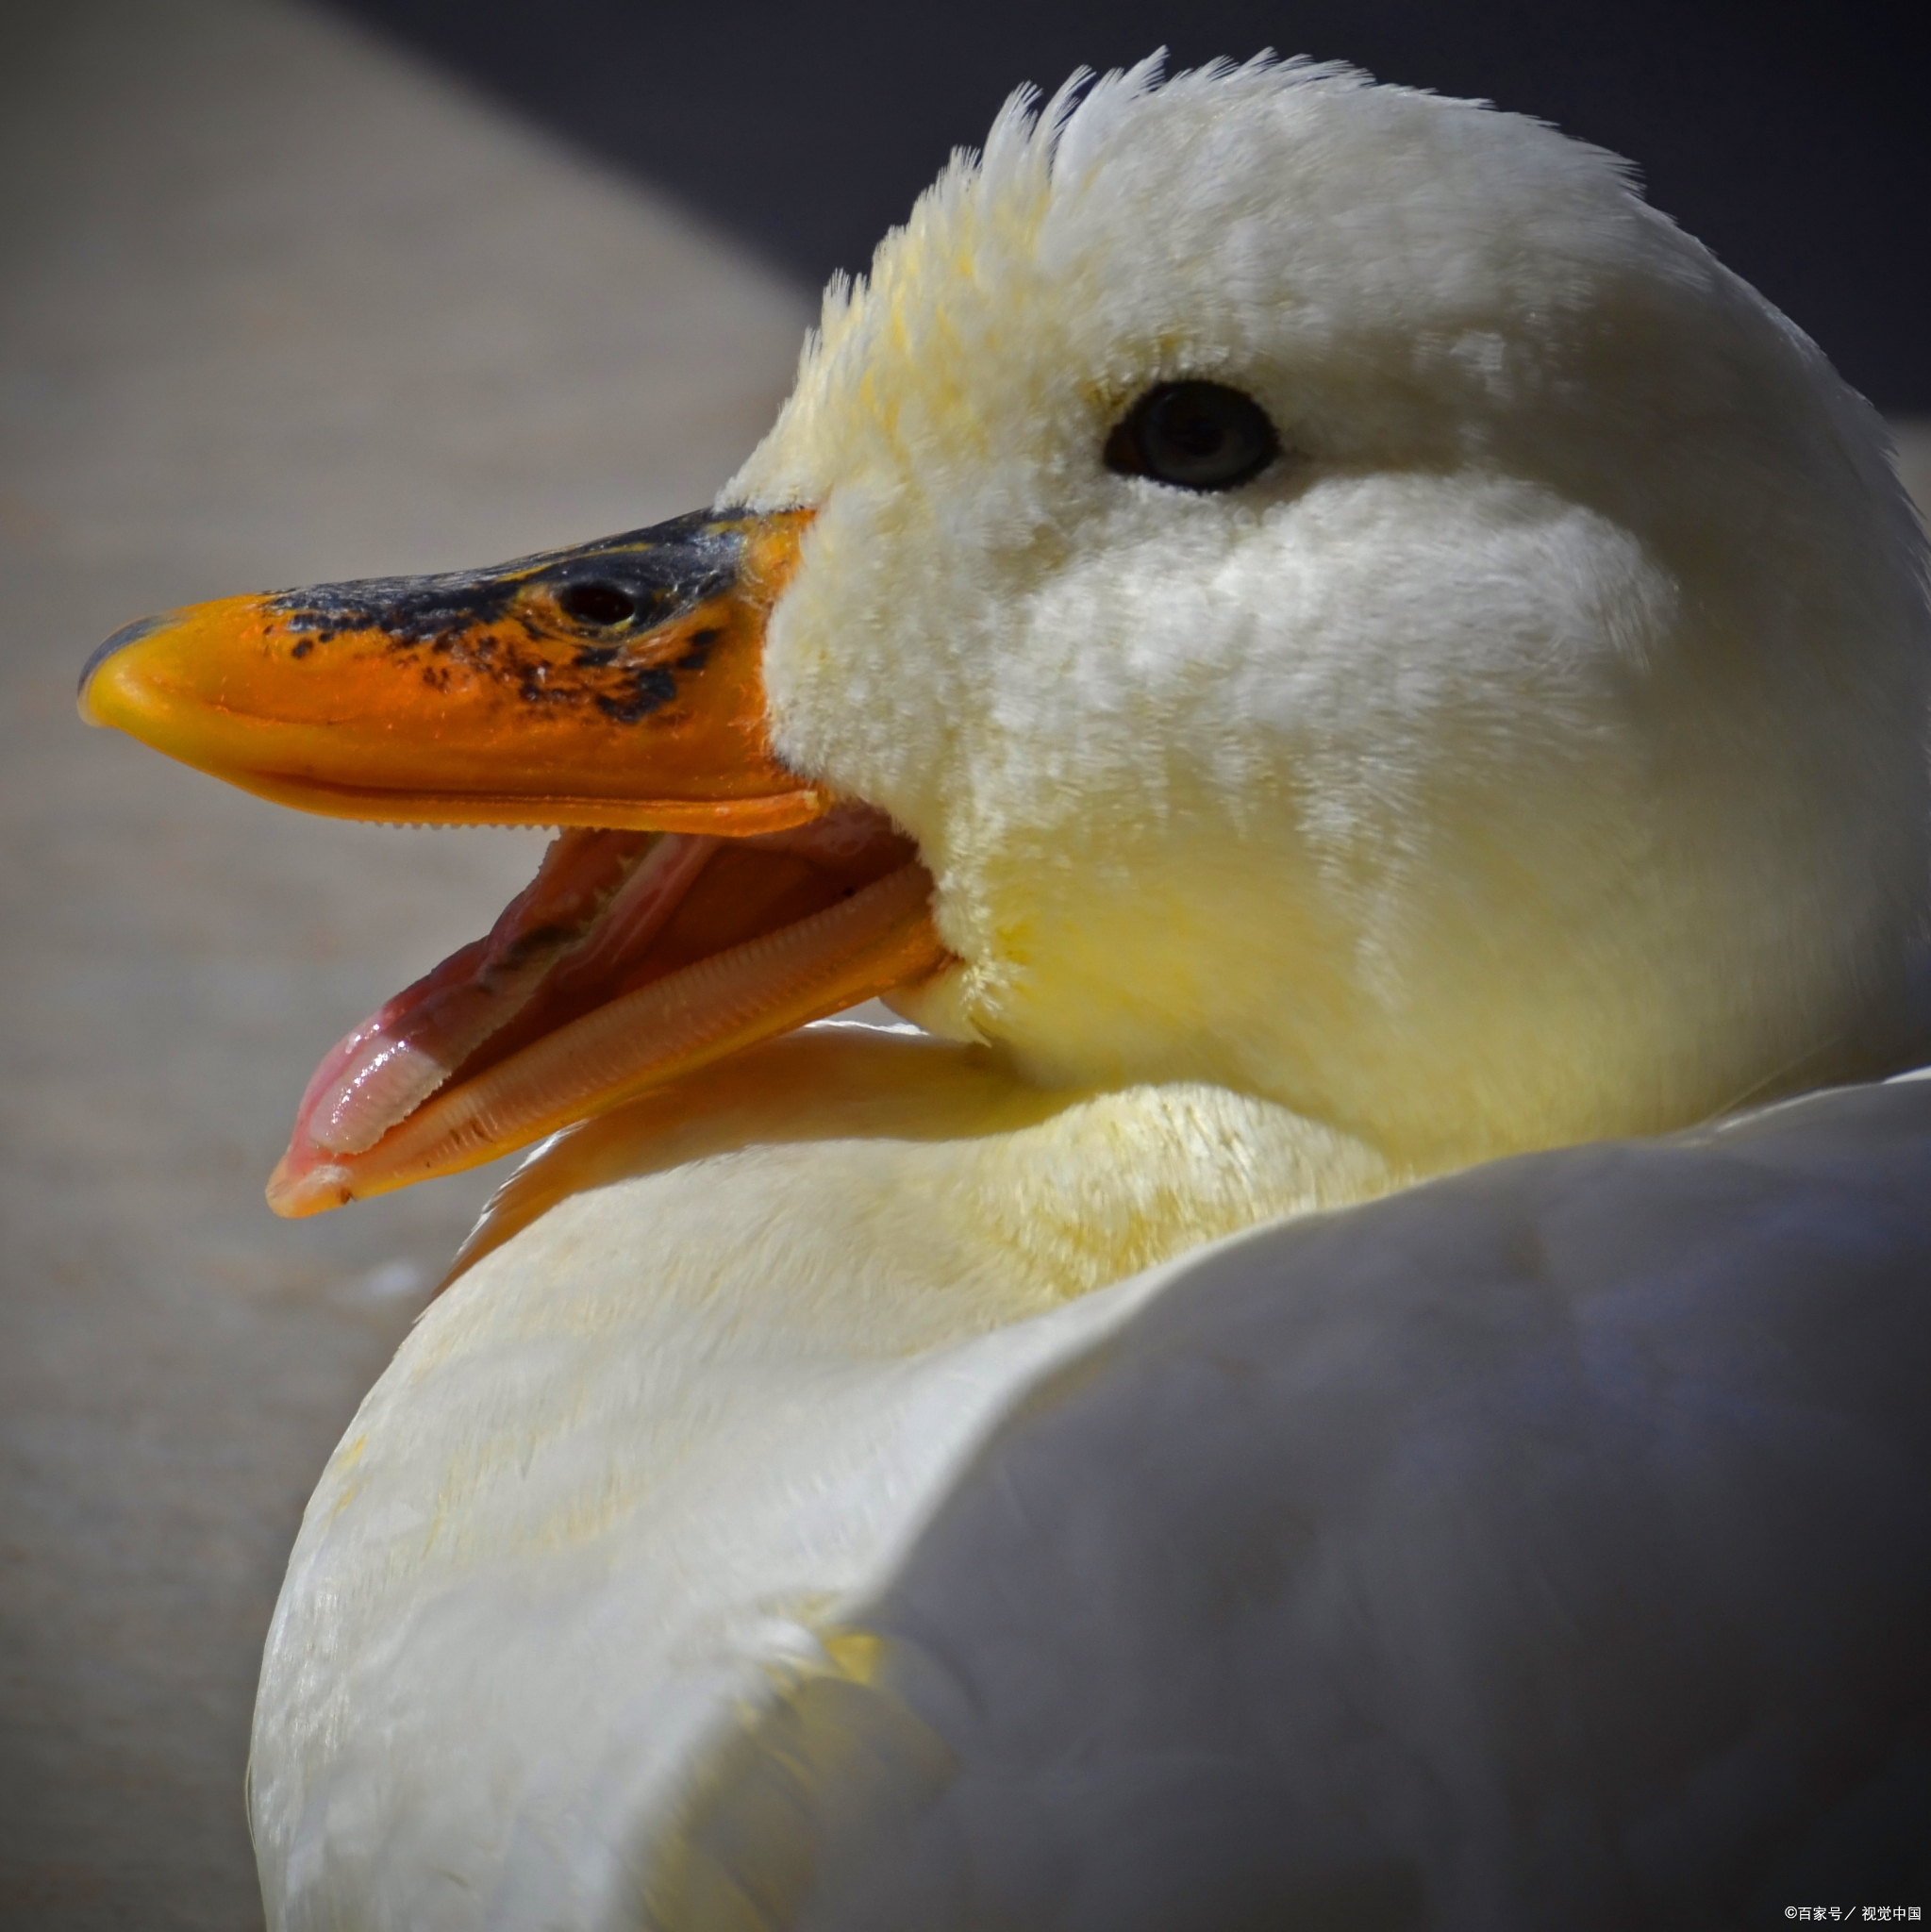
left=253, top=1051, right=1931, bottom=1929
left=79, top=54, right=1931, bottom=1932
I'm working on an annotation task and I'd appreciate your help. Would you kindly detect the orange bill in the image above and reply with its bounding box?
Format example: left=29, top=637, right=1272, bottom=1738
left=80, top=508, right=952, bottom=1213
left=79, top=508, right=825, bottom=833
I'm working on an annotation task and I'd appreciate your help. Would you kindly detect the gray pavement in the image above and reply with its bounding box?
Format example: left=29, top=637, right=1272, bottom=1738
left=1, top=2, right=805, bottom=1923
left=0, top=4, right=1923, bottom=1925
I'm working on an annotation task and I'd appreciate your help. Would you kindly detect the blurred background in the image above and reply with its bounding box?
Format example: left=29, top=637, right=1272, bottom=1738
left=1, top=1, right=1923, bottom=1924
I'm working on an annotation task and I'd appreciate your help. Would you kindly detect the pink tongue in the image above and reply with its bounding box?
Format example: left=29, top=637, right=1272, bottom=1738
left=291, top=829, right=718, bottom=1161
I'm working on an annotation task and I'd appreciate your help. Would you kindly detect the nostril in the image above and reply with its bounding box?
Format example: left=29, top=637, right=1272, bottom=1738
left=78, top=612, right=169, bottom=706
left=557, top=582, right=638, bottom=628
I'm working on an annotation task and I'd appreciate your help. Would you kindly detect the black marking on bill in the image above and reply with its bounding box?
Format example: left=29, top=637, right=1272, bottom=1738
left=263, top=508, right=752, bottom=720
left=597, top=665, right=679, bottom=724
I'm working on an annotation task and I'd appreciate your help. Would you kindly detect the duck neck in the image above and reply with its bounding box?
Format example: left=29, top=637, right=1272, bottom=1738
left=445, top=1026, right=1403, bottom=1350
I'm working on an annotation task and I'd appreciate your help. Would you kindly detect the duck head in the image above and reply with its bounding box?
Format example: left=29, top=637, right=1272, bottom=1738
left=81, top=58, right=1931, bottom=1213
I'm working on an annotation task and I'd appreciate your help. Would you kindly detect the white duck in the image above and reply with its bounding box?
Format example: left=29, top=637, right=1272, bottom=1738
left=80, top=57, right=1931, bottom=1930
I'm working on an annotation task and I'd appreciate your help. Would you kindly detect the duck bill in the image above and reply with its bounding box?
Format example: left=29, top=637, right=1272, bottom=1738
left=79, top=508, right=827, bottom=834
left=81, top=508, right=951, bottom=1215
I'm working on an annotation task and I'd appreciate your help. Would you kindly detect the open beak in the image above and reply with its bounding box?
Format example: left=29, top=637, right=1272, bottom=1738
left=81, top=508, right=950, bottom=1215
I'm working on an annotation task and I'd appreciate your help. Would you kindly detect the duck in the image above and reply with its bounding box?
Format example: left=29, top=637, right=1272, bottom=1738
left=77, top=56, right=1931, bottom=1931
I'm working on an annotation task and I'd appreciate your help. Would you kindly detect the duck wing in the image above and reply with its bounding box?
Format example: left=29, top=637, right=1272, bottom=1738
left=665, top=1075, right=1931, bottom=1930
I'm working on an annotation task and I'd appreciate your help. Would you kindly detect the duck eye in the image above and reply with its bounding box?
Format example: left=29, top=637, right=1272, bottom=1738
left=1105, top=380, right=1279, bottom=491
left=556, top=581, right=639, bottom=627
